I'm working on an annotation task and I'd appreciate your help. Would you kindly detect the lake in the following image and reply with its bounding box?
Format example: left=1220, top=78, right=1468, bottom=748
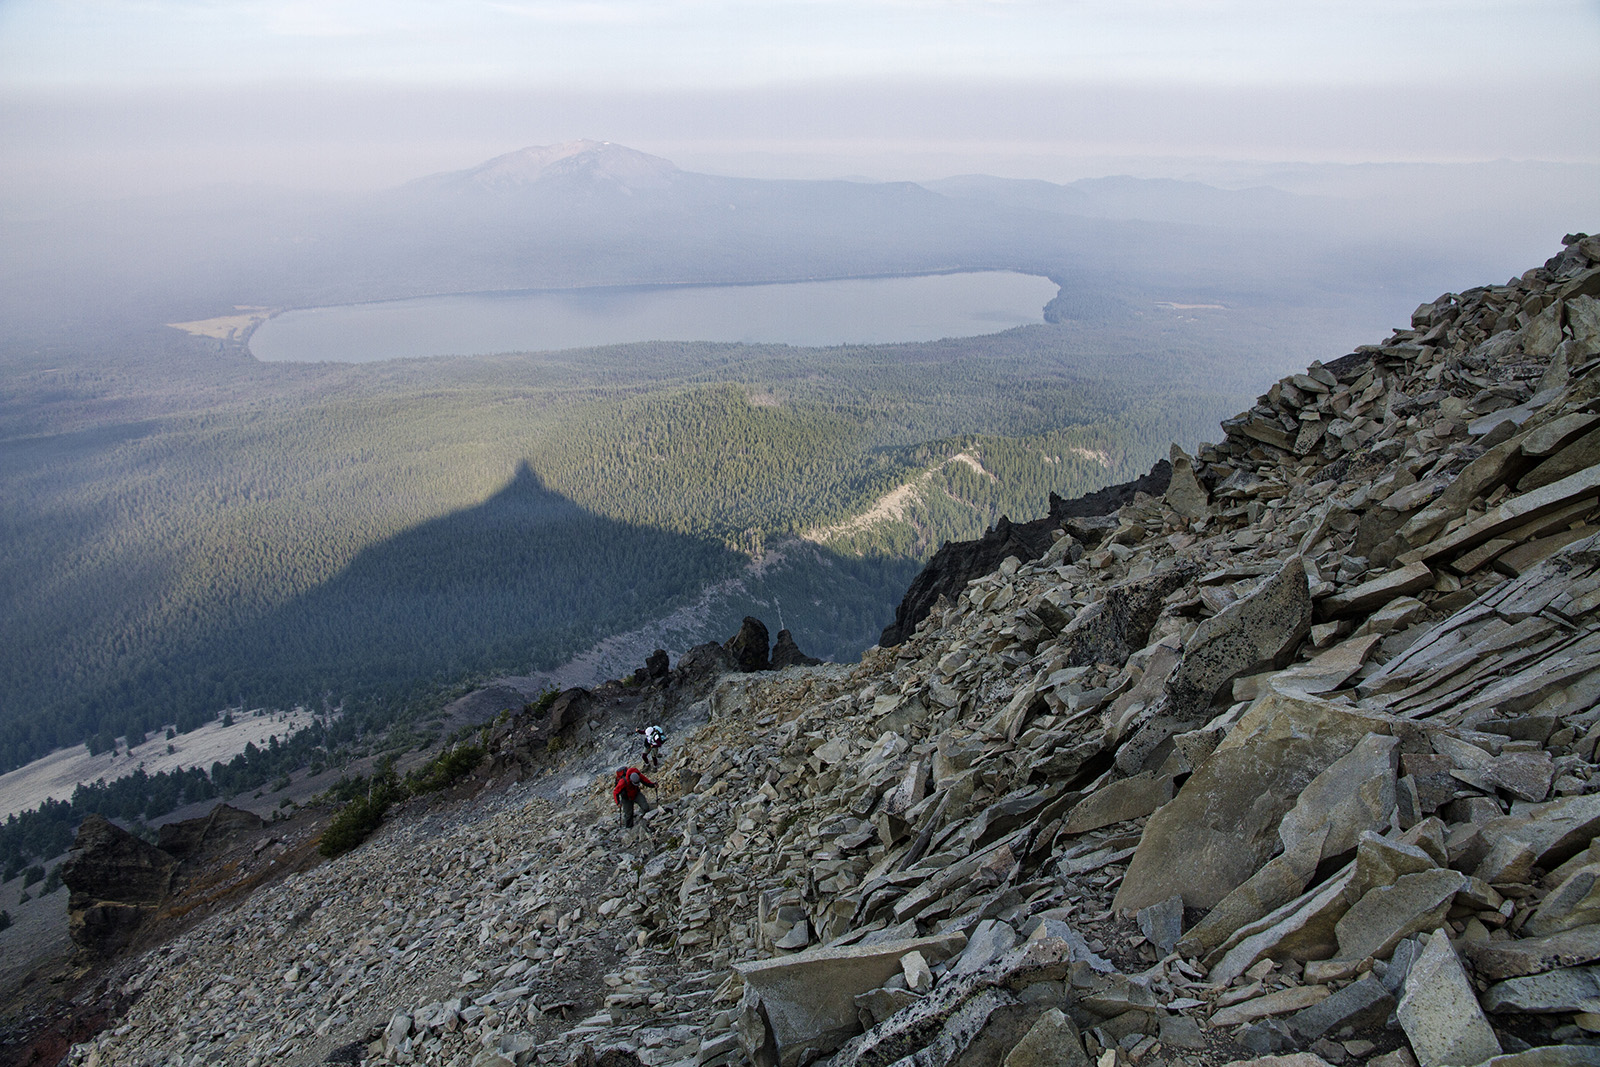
left=248, top=271, right=1060, bottom=363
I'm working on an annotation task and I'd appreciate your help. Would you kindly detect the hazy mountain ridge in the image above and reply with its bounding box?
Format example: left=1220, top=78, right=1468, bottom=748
left=1, top=139, right=1526, bottom=341
left=924, top=172, right=1320, bottom=230
left=409, top=140, right=683, bottom=195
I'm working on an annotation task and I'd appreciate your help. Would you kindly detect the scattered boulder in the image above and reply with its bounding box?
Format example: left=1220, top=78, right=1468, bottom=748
left=633, top=648, right=671, bottom=684
left=999, top=1008, right=1089, bottom=1067
left=1464, top=923, right=1600, bottom=980
left=1481, top=964, right=1600, bottom=1015
left=1115, top=692, right=1394, bottom=913
left=674, top=640, right=740, bottom=697
left=734, top=931, right=967, bottom=1067
left=1333, top=867, right=1467, bottom=962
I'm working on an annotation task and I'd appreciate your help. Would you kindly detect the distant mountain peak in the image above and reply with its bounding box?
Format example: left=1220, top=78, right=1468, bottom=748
left=424, top=140, right=681, bottom=195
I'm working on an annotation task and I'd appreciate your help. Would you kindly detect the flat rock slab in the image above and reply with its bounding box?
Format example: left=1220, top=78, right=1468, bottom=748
left=999, top=1007, right=1089, bottom=1067
left=825, top=940, right=1075, bottom=1067
left=1205, top=835, right=1438, bottom=987
left=1209, top=985, right=1330, bottom=1028
left=1485, top=793, right=1600, bottom=875
left=1279, top=732, right=1400, bottom=865
left=1481, top=750, right=1556, bottom=803
left=1158, top=557, right=1312, bottom=722
left=1136, top=894, right=1184, bottom=957
left=1519, top=427, right=1600, bottom=493
left=1481, top=963, right=1600, bottom=1014
left=735, top=930, right=967, bottom=1066
left=1397, top=933, right=1501, bottom=1067
left=951, top=920, right=1020, bottom=976
left=1335, top=868, right=1466, bottom=962
left=1521, top=412, right=1600, bottom=457
left=1063, top=772, right=1173, bottom=834
left=1402, top=469, right=1600, bottom=568
left=1473, top=1049, right=1600, bottom=1067
left=1115, top=692, right=1395, bottom=913
left=1320, top=562, right=1435, bottom=619
left=1464, top=923, right=1600, bottom=980
left=1185, top=733, right=1399, bottom=959
left=1496, top=526, right=1600, bottom=576
left=1272, top=632, right=1384, bottom=695
left=1523, top=863, right=1600, bottom=937
left=1285, top=975, right=1394, bottom=1043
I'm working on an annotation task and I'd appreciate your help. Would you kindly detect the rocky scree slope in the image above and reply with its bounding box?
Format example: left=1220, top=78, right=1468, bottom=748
left=66, top=233, right=1600, bottom=1067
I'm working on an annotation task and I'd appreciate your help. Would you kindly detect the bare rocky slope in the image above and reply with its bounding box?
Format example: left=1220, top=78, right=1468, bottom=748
left=62, top=234, right=1600, bottom=1067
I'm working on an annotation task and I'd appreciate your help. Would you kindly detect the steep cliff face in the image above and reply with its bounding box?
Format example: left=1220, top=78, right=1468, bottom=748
left=67, top=234, right=1600, bottom=1067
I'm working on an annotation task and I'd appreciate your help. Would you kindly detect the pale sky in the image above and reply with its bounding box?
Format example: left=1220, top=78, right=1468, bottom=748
left=1, top=0, right=1594, bottom=89
left=1, top=1, right=1597, bottom=194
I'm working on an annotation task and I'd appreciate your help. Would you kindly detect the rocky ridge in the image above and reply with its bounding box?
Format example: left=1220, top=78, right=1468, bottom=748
left=66, top=233, right=1600, bottom=1067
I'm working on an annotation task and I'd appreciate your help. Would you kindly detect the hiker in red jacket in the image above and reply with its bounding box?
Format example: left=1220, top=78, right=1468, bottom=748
left=613, top=766, right=655, bottom=827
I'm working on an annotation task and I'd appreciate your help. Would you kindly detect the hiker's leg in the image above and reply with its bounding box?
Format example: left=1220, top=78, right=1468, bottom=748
left=623, top=795, right=635, bottom=827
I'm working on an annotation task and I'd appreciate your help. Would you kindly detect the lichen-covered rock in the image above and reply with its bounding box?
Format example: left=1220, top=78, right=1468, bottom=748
left=1114, top=556, right=1311, bottom=772
left=1396, top=934, right=1501, bottom=1067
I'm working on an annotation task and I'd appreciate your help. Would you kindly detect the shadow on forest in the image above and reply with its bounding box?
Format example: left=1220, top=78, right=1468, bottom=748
left=185, top=462, right=916, bottom=716
left=208, top=462, right=738, bottom=701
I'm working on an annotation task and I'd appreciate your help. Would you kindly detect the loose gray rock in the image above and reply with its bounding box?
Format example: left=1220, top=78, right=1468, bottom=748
left=1395, top=933, right=1501, bottom=1067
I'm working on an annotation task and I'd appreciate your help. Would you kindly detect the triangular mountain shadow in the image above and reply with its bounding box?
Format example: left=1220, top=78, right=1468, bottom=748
left=189, top=462, right=745, bottom=710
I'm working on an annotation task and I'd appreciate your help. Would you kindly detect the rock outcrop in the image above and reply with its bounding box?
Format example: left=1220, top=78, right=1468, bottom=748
left=726, top=618, right=774, bottom=673
left=771, top=630, right=822, bottom=670
left=155, top=803, right=265, bottom=860
left=61, top=815, right=179, bottom=959
left=67, top=234, right=1600, bottom=1067
left=58, top=803, right=317, bottom=964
